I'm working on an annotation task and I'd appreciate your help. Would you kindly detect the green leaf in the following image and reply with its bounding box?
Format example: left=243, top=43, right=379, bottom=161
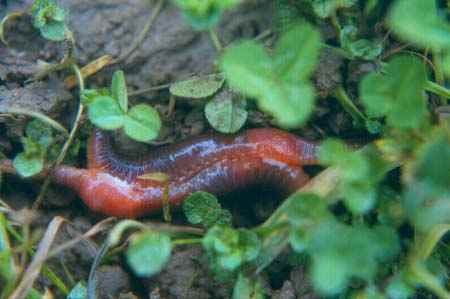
left=259, top=80, right=315, bottom=128
left=319, top=140, right=389, bottom=214
left=88, top=96, right=125, bottom=130
left=205, top=90, right=247, bottom=133
left=221, top=24, right=320, bottom=128
left=340, top=25, right=382, bottom=60
left=67, top=282, right=86, bottom=299
left=216, top=209, right=233, bottom=226
left=388, top=0, right=450, bottom=52
left=13, top=152, right=44, bottom=178
left=173, top=0, right=240, bottom=30
left=238, top=230, right=261, bottom=262
left=126, top=231, right=171, bottom=277
left=285, top=193, right=331, bottom=228
left=203, top=226, right=260, bottom=271
left=274, top=23, right=322, bottom=81
left=233, top=273, right=265, bottom=299
left=31, top=0, right=67, bottom=41
left=13, top=137, right=46, bottom=177
left=402, top=130, right=450, bottom=232
left=343, top=183, right=377, bottom=214
left=311, top=251, right=348, bottom=295
left=319, top=139, right=369, bottom=181
left=179, top=9, right=221, bottom=30
left=360, top=55, right=428, bottom=129
left=403, top=182, right=450, bottom=232
left=309, top=221, right=399, bottom=295
left=80, top=89, right=110, bottom=106
left=123, top=104, right=161, bottom=142
left=415, top=130, right=450, bottom=191
left=311, top=0, right=356, bottom=18
left=183, top=191, right=223, bottom=227
left=39, top=20, right=66, bottom=41
left=111, top=70, right=128, bottom=113
left=221, top=41, right=273, bottom=99
left=170, top=74, right=225, bottom=99
left=26, top=119, right=54, bottom=149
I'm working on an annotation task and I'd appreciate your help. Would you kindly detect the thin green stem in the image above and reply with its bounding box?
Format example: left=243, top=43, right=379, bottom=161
left=425, top=81, right=450, bottom=104
left=42, top=267, right=69, bottom=295
left=409, top=262, right=450, bottom=299
left=128, top=83, right=171, bottom=97
left=431, top=51, right=446, bottom=105
left=333, top=86, right=367, bottom=126
left=0, top=108, right=68, bottom=136
left=112, top=0, right=165, bottom=65
left=209, top=28, right=223, bottom=52
left=33, top=64, right=85, bottom=210
left=412, top=224, right=450, bottom=263
left=331, top=12, right=342, bottom=39
left=172, top=238, right=203, bottom=246
left=433, top=52, right=445, bottom=85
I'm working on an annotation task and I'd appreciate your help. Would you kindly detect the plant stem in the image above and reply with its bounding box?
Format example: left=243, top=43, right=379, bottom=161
left=172, top=238, right=203, bottom=246
left=333, top=86, right=367, bottom=126
left=433, top=52, right=445, bottom=85
left=409, top=262, right=450, bottom=299
left=111, top=0, right=165, bottom=65
left=413, top=224, right=450, bottom=260
left=425, top=81, right=450, bottom=104
left=432, top=52, right=446, bottom=105
left=330, top=12, right=342, bottom=39
left=32, top=64, right=85, bottom=210
left=209, top=27, right=223, bottom=52
left=128, top=83, right=171, bottom=97
left=0, top=108, right=68, bottom=136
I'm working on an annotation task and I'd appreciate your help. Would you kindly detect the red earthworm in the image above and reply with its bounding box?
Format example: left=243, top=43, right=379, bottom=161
left=12, top=128, right=320, bottom=218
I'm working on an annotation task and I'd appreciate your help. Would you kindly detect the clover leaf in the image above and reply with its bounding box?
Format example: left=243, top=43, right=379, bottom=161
left=221, top=24, right=321, bottom=128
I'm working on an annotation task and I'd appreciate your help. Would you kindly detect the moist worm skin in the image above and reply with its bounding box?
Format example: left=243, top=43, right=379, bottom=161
left=53, top=128, right=319, bottom=218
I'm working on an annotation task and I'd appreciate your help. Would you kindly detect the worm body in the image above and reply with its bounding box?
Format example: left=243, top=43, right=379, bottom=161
left=53, top=128, right=319, bottom=218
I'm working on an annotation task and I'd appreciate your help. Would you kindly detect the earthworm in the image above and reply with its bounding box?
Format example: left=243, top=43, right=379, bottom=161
left=6, top=128, right=320, bottom=218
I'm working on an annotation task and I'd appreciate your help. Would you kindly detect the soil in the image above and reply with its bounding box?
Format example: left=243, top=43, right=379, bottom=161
left=0, top=0, right=350, bottom=298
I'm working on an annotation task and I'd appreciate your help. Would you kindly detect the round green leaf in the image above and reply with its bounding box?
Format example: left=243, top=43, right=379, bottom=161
left=286, top=193, right=330, bottom=227
left=182, top=191, right=222, bottom=227
left=26, top=119, right=54, bottom=149
left=205, top=91, right=247, bottom=133
left=39, top=20, right=66, bottom=41
left=311, top=252, right=348, bottom=295
left=88, top=96, right=125, bottom=130
left=360, top=55, right=427, bottom=129
left=170, top=74, right=224, bottom=99
left=13, top=152, right=44, bottom=178
left=388, top=0, right=450, bottom=52
left=123, top=104, right=161, bottom=142
left=126, top=231, right=171, bottom=277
